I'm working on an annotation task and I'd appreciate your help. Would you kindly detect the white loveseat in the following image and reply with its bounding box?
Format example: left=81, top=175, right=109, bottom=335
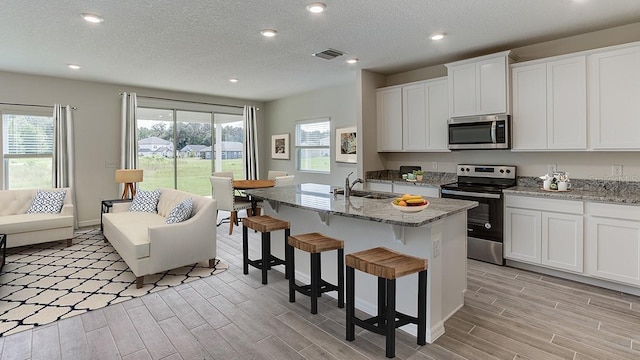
left=102, top=188, right=217, bottom=288
left=0, top=188, right=74, bottom=248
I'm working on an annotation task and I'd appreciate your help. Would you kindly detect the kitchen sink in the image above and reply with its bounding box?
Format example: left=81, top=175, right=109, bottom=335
left=333, top=189, right=396, bottom=199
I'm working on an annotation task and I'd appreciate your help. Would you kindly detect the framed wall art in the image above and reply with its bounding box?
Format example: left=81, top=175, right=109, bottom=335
left=271, top=133, right=290, bottom=159
left=335, top=126, right=357, bottom=163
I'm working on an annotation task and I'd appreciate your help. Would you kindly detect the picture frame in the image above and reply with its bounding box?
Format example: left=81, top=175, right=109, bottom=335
left=335, top=126, right=357, bottom=163
left=271, top=133, right=290, bottom=159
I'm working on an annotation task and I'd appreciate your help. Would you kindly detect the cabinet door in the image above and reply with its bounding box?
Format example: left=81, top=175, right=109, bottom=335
left=587, top=217, right=640, bottom=286
left=393, top=184, right=440, bottom=198
left=511, top=63, right=547, bottom=150
left=366, top=182, right=393, bottom=193
left=448, top=63, right=477, bottom=117
left=547, top=56, right=586, bottom=149
left=505, top=208, right=541, bottom=264
left=542, top=212, right=583, bottom=272
left=477, top=56, right=508, bottom=115
left=589, top=46, right=640, bottom=149
left=426, top=79, right=449, bottom=151
left=403, top=83, right=428, bottom=151
left=376, top=87, right=403, bottom=151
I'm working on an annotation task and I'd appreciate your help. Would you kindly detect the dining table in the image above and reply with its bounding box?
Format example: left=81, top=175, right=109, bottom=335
left=233, top=179, right=275, bottom=216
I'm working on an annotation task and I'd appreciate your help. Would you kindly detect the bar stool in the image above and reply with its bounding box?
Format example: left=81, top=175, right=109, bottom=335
left=345, top=247, right=428, bottom=358
left=242, top=215, right=290, bottom=284
left=287, top=232, right=344, bottom=314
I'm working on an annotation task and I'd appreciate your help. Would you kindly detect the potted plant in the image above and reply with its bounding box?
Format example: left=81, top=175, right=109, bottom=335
left=413, top=170, right=425, bottom=181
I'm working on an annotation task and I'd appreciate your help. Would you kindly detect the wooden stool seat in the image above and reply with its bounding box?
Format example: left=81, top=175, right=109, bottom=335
left=346, top=246, right=428, bottom=358
left=287, top=233, right=344, bottom=314
left=345, top=247, right=427, bottom=279
left=242, top=215, right=290, bottom=285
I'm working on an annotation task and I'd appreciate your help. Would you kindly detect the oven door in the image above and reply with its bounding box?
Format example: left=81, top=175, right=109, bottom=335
left=440, top=189, right=503, bottom=241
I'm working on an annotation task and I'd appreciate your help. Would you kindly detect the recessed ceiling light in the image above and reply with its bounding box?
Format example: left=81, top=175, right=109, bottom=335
left=307, top=2, right=326, bottom=13
left=346, top=58, right=358, bottom=64
left=430, top=33, right=445, bottom=41
left=81, top=13, right=104, bottom=23
left=68, top=64, right=81, bottom=70
left=260, top=29, right=277, bottom=38
left=229, top=78, right=239, bottom=83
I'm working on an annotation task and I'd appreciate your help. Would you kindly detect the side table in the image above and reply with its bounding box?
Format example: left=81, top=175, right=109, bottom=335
left=0, top=234, right=6, bottom=273
left=101, top=199, right=132, bottom=231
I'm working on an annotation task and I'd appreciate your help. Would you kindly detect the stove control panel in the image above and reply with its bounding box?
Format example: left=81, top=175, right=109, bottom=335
left=456, top=164, right=516, bottom=179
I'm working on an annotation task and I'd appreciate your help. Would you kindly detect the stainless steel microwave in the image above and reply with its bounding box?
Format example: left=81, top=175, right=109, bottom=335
left=447, top=114, right=510, bottom=150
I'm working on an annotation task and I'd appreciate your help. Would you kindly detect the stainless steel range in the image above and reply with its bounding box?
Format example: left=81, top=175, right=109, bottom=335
left=440, top=164, right=517, bottom=265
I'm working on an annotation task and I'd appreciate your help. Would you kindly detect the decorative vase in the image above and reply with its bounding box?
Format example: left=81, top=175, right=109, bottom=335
left=416, top=175, right=423, bottom=181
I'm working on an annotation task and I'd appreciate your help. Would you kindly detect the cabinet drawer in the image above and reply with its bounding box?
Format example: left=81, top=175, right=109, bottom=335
left=590, top=202, right=640, bottom=221
left=505, top=195, right=583, bottom=214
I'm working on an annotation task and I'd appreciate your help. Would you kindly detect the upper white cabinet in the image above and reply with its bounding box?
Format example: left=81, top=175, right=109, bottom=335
left=377, top=78, right=449, bottom=152
left=376, top=86, right=403, bottom=151
left=446, top=51, right=511, bottom=117
left=588, top=45, right=640, bottom=150
left=511, top=55, right=587, bottom=150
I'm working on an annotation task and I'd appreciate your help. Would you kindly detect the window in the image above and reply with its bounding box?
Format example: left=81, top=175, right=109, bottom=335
left=1, top=111, right=54, bottom=189
left=295, top=118, right=330, bottom=173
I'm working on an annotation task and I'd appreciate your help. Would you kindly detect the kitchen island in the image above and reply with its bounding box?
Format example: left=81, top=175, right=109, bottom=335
left=245, top=183, right=477, bottom=343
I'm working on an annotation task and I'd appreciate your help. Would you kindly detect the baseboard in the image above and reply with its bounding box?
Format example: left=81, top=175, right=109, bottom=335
left=78, top=219, right=100, bottom=228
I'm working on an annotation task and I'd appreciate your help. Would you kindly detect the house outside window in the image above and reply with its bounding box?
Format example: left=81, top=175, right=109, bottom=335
left=295, top=118, right=330, bottom=173
left=1, top=110, right=54, bottom=189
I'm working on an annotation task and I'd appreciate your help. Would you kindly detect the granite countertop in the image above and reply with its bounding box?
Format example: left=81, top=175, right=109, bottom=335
left=245, top=183, right=477, bottom=227
left=503, top=186, right=640, bottom=205
left=366, top=170, right=456, bottom=188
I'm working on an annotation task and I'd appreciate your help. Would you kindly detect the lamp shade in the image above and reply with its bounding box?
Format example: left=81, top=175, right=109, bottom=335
left=115, top=169, right=143, bottom=183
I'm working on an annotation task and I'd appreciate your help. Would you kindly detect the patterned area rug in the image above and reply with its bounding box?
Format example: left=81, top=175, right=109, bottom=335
left=0, top=228, right=227, bottom=337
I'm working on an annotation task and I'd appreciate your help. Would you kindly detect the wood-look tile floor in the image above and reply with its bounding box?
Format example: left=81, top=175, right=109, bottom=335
left=2, top=220, right=640, bottom=359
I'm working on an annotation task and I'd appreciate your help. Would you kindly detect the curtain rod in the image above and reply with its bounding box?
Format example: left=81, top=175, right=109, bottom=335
left=0, top=102, right=77, bottom=110
left=119, top=93, right=258, bottom=110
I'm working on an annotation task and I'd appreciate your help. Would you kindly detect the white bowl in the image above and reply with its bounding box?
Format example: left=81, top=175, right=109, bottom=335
left=391, top=201, right=429, bottom=213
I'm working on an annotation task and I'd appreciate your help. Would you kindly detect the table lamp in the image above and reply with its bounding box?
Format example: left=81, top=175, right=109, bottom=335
left=115, top=169, right=143, bottom=199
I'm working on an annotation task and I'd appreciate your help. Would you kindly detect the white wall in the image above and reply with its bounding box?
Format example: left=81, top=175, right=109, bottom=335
left=262, top=77, right=359, bottom=187
left=0, top=70, right=263, bottom=226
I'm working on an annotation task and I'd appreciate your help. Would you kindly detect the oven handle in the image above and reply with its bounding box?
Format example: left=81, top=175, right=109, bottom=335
left=441, top=189, right=501, bottom=199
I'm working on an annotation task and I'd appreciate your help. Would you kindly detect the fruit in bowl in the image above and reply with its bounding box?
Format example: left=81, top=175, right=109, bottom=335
left=392, top=194, right=429, bottom=212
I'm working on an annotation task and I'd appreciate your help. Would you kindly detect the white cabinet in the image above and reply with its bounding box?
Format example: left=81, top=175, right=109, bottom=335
left=402, top=79, right=449, bottom=151
left=366, top=182, right=393, bottom=193
left=376, top=87, right=403, bottom=151
left=446, top=51, right=511, bottom=117
left=588, top=45, right=640, bottom=149
left=377, top=78, right=448, bottom=152
left=587, top=203, right=640, bottom=286
left=511, top=55, right=586, bottom=150
left=393, top=183, right=440, bottom=198
left=504, top=196, right=584, bottom=273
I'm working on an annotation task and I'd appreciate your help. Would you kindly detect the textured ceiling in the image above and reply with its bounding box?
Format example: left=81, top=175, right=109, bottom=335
left=2, top=0, right=640, bottom=101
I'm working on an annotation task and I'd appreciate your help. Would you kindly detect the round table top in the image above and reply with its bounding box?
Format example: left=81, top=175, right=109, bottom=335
left=233, top=179, right=275, bottom=190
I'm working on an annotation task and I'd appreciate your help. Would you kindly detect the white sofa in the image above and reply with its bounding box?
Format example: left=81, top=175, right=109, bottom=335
left=0, top=188, right=74, bottom=248
left=102, top=188, right=217, bottom=288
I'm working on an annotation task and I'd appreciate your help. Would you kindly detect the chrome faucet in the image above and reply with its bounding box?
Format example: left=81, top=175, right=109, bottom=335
left=345, top=171, right=364, bottom=197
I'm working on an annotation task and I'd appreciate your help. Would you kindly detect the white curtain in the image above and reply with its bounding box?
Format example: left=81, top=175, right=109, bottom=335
left=243, top=105, right=259, bottom=180
left=52, top=104, right=77, bottom=228
left=121, top=92, right=138, bottom=170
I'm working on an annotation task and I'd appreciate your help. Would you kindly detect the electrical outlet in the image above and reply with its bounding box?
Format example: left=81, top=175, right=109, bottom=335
left=105, top=161, right=118, bottom=168
left=433, top=239, right=441, bottom=258
left=432, top=161, right=438, bottom=170
left=612, top=165, right=623, bottom=176
left=547, top=164, right=557, bottom=174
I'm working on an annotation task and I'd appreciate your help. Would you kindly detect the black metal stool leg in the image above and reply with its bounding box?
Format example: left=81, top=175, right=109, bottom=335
left=310, top=252, right=320, bottom=314
left=288, top=243, right=296, bottom=303
left=385, top=279, right=396, bottom=358
left=346, top=266, right=355, bottom=341
left=284, top=229, right=290, bottom=279
left=417, top=270, right=427, bottom=346
left=261, top=231, right=270, bottom=284
left=242, top=225, right=249, bottom=275
left=338, top=248, right=344, bottom=308
left=378, top=277, right=386, bottom=326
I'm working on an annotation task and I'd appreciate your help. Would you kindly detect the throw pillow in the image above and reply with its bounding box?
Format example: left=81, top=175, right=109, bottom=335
left=27, top=189, right=67, bottom=214
left=129, top=189, right=161, bottom=213
left=166, top=198, right=194, bottom=224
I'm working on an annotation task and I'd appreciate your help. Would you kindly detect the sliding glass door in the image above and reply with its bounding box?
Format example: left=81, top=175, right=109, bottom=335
left=213, top=113, right=244, bottom=179
left=176, top=110, right=212, bottom=193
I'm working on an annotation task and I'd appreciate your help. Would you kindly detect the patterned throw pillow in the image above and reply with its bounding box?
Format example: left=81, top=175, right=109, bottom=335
left=129, top=189, right=161, bottom=213
left=166, top=198, right=194, bottom=224
left=27, top=189, right=67, bottom=214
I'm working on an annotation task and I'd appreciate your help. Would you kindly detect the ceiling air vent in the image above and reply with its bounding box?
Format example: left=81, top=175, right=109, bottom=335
left=313, top=48, right=345, bottom=60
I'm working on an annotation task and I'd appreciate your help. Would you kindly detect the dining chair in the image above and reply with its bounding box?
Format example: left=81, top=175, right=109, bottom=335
left=267, top=170, right=288, bottom=180
left=274, top=175, right=295, bottom=187
left=213, top=171, right=234, bottom=179
left=210, top=176, right=254, bottom=235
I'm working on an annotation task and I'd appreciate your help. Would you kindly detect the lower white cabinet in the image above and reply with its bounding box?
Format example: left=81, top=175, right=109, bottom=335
left=505, top=196, right=584, bottom=273
left=586, top=203, right=640, bottom=286
left=366, top=182, right=393, bottom=193
left=393, top=183, right=440, bottom=198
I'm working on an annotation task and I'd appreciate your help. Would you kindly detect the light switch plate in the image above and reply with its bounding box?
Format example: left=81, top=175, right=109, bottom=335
left=547, top=164, right=557, bottom=174
left=612, top=165, right=623, bottom=176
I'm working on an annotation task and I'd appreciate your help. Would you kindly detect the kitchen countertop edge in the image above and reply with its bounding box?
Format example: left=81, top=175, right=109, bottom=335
left=504, top=186, right=640, bottom=205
